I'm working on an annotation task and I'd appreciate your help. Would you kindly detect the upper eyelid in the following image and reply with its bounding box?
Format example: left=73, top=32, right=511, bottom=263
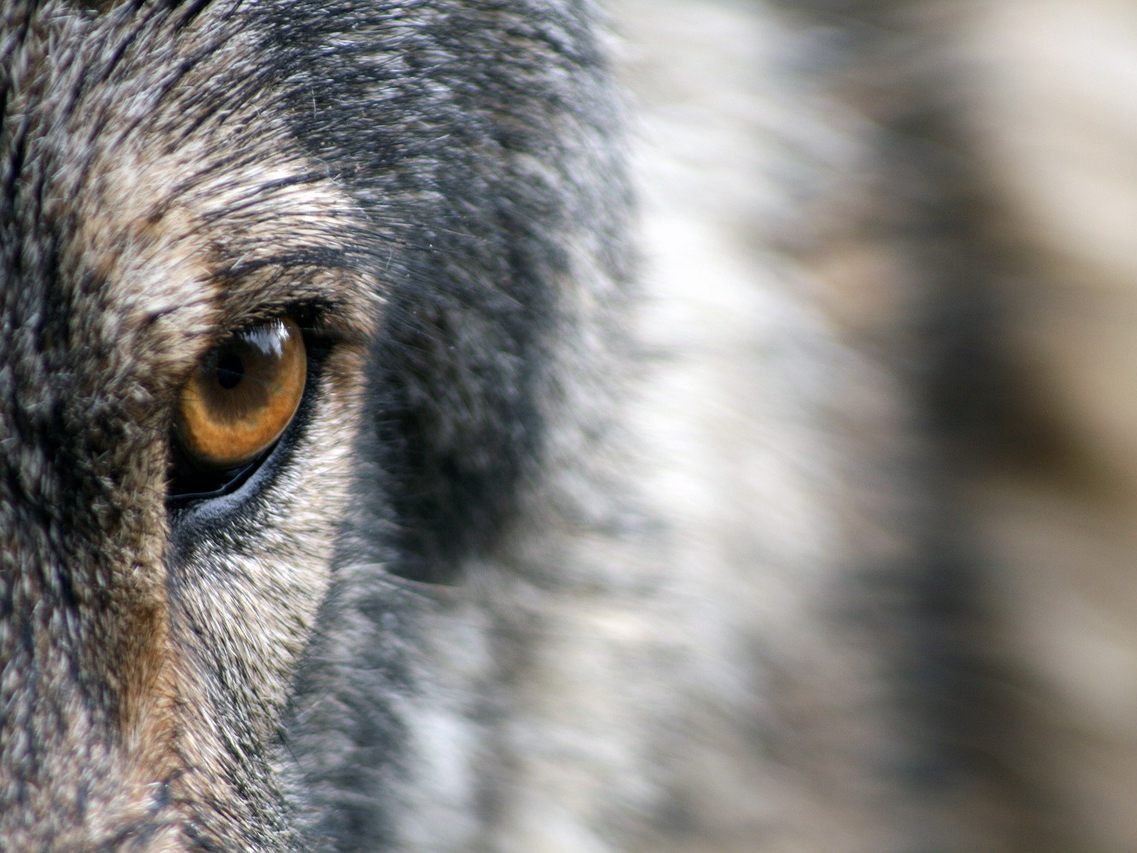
left=207, top=257, right=380, bottom=343
left=208, top=303, right=345, bottom=348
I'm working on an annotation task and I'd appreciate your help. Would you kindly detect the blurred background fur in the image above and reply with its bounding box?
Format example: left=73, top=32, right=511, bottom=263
left=616, top=0, right=1137, bottom=848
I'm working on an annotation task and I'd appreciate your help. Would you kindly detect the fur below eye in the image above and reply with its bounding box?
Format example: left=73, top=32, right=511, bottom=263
left=175, top=317, right=307, bottom=471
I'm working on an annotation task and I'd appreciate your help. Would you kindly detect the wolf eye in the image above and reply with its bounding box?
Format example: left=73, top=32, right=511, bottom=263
left=174, top=317, right=307, bottom=474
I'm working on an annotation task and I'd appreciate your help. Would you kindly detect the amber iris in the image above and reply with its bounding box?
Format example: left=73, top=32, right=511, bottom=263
left=175, top=318, right=307, bottom=469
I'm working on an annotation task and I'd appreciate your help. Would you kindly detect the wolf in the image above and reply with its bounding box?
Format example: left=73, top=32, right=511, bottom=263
left=2, top=0, right=1134, bottom=849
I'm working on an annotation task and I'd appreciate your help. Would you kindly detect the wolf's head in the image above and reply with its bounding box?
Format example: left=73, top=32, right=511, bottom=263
left=0, top=1, right=628, bottom=846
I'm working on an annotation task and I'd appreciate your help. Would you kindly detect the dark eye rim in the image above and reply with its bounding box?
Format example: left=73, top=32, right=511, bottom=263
left=165, top=448, right=267, bottom=507
left=165, top=308, right=331, bottom=510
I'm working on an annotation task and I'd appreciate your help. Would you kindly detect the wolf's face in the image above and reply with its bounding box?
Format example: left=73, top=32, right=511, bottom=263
left=0, top=0, right=627, bottom=846
left=1, top=3, right=387, bottom=845
left=15, top=0, right=1136, bottom=850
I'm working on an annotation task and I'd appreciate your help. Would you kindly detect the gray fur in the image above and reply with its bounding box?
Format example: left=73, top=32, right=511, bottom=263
left=2, top=0, right=1135, bottom=850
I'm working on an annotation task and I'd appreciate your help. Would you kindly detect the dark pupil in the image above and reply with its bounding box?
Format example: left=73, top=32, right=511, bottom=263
left=215, top=350, right=245, bottom=390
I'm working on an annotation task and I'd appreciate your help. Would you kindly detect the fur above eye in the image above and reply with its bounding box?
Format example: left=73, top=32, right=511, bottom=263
left=174, top=317, right=307, bottom=472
